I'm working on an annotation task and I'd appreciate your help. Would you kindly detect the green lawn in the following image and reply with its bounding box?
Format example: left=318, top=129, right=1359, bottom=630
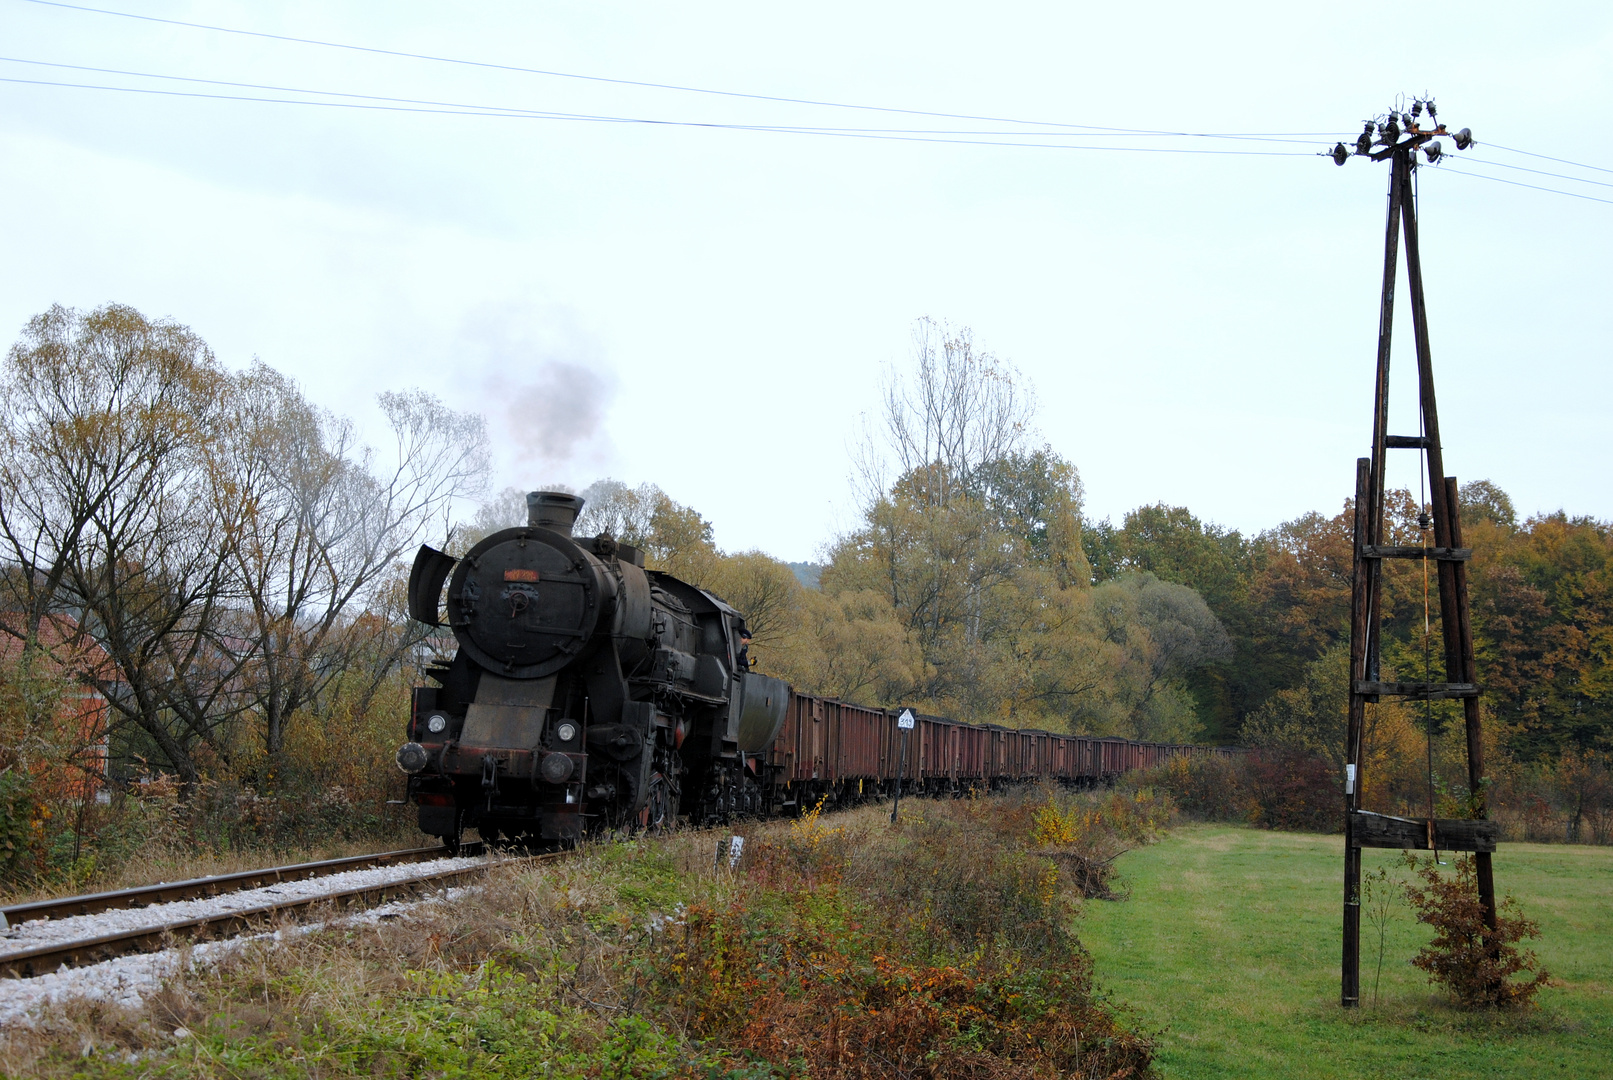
left=1079, top=824, right=1613, bottom=1080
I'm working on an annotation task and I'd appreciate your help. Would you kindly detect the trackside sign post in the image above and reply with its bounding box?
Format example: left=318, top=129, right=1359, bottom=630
left=890, top=709, right=915, bottom=823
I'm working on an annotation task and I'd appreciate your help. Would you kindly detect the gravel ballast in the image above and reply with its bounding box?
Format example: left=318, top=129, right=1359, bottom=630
left=0, top=881, right=483, bottom=1027
left=0, top=854, right=484, bottom=959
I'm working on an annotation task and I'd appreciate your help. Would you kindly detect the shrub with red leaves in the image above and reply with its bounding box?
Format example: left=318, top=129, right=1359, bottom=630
left=642, top=799, right=1156, bottom=1079
left=1402, top=853, right=1550, bottom=1008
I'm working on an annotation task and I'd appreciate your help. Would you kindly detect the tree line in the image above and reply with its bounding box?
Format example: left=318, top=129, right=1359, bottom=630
left=1082, top=482, right=1612, bottom=760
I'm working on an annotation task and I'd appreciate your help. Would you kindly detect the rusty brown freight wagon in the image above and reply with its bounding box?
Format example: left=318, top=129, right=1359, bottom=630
left=760, top=690, right=1235, bottom=815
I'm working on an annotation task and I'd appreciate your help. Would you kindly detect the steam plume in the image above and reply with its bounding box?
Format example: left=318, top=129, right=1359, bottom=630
left=502, top=360, right=615, bottom=465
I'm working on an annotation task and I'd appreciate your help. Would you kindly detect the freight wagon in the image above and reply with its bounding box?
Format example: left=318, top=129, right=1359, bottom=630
left=760, top=691, right=1238, bottom=815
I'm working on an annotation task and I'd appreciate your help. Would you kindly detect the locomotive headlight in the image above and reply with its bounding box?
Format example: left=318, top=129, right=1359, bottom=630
left=426, top=713, right=448, bottom=734
left=556, top=721, right=578, bottom=743
left=540, top=752, right=575, bottom=783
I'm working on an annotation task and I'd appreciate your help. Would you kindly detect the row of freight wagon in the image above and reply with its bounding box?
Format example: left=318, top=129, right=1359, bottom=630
left=760, top=690, right=1239, bottom=812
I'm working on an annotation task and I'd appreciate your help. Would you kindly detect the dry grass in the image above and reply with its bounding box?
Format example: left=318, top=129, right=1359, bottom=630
left=1, top=787, right=1164, bottom=1079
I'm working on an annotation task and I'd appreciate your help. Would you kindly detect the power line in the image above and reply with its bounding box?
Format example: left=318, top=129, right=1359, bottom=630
left=13, top=1, right=1610, bottom=203
left=17, top=0, right=1347, bottom=144
left=1438, top=165, right=1613, bottom=206
left=1484, top=142, right=1613, bottom=177
left=0, top=56, right=1330, bottom=143
left=1461, top=155, right=1613, bottom=191
left=0, top=74, right=1317, bottom=155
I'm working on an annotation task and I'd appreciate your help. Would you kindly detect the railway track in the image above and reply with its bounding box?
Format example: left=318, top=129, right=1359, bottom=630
left=0, top=843, right=560, bottom=981
left=0, top=843, right=482, bottom=928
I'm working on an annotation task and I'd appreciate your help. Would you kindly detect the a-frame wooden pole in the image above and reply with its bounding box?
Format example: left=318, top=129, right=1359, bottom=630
left=1338, top=112, right=1498, bottom=1009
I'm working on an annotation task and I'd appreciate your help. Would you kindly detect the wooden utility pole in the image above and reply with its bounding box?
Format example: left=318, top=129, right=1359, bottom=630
left=1332, top=100, right=1498, bottom=1008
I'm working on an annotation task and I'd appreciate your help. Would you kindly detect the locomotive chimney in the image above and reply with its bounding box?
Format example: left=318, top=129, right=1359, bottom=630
left=527, top=491, right=585, bottom=536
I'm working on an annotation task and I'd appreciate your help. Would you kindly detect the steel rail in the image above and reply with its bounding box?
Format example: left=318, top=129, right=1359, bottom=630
left=0, top=850, right=564, bottom=979
left=0, top=843, right=484, bottom=927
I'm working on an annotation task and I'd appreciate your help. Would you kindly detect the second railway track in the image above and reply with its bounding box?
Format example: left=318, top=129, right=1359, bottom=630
left=0, top=843, right=560, bottom=981
left=1, top=843, right=483, bottom=927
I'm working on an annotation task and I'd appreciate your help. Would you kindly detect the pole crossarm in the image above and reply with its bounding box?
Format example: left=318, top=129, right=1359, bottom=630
left=1359, top=545, right=1471, bottom=561
left=1352, top=680, right=1479, bottom=700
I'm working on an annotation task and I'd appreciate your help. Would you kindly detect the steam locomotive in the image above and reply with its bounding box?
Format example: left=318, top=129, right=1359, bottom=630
left=395, top=490, right=1237, bottom=850
left=395, top=491, right=788, bottom=849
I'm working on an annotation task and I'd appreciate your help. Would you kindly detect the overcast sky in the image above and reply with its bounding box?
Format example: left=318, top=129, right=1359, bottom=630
left=3, top=1, right=1609, bottom=561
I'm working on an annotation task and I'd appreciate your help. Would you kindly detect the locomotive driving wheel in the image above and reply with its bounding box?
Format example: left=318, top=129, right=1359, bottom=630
left=638, top=771, right=674, bottom=832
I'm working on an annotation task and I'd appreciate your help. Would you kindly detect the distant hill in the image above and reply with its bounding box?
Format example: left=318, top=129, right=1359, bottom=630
left=787, top=561, right=824, bottom=589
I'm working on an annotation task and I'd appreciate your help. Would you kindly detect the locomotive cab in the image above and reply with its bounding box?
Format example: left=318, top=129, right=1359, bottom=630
left=397, top=490, right=787, bottom=849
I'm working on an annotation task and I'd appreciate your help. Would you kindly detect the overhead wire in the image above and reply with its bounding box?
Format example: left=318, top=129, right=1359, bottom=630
left=1483, top=141, right=1613, bottom=176
left=1435, top=166, right=1613, bottom=206
left=0, top=56, right=1331, bottom=144
left=1457, top=156, right=1613, bottom=191
left=14, top=0, right=1349, bottom=144
left=0, top=73, right=1319, bottom=155
left=8, top=1, right=1613, bottom=198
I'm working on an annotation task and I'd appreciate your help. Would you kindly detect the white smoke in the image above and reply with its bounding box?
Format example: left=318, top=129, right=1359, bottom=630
left=502, top=359, right=615, bottom=464
left=462, top=302, right=618, bottom=473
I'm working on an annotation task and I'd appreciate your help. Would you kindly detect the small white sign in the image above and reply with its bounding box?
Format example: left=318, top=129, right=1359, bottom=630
left=897, top=709, right=916, bottom=730
left=728, top=835, right=745, bottom=867
left=1345, top=763, right=1356, bottom=795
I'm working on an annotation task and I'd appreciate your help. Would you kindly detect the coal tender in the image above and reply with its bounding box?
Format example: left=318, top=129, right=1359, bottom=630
left=396, top=491, right=788, bottom=849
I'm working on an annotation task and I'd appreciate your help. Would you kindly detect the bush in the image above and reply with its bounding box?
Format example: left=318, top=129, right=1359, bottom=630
left=1242, top=748, right=1340, bottom=832
left=1402, top=853, right=1550, bottom=1008
left=1152, top=755, right=1247, bottom=822
left=0, top=767, right=48, bottom=883
left=649, top=795, right=1158, bottom=1079
left=1144, top=749, right=1340, bottom=834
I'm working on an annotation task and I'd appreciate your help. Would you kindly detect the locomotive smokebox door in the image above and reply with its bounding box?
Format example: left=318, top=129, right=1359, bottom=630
left=447, top=526, right=604, bottom=679
left=462, top=673, right=557, bottom=748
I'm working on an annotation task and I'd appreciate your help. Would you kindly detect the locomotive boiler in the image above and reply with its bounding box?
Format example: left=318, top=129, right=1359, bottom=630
left=395, top=490, right=788, bottom=849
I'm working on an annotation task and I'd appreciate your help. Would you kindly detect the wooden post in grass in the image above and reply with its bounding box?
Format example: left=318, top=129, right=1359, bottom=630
left=1344, top=458, right=1373, bottom=1006
left=891, top=709, right=914, bottom=823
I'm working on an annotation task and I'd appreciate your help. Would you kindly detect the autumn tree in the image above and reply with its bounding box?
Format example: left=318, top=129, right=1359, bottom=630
left=226, top=365, right=488, bottom=776
left=1076, top=573, right=1232, bottom=741
left=0, top=304, right=489, bottom=790
left=1469, top=510, right=1612, bottom=758
left=858, top=317, right=1033, bottom=509
left=0, top=305, right=246, bottom=785
left=820, top=319, right=1224, bottom=733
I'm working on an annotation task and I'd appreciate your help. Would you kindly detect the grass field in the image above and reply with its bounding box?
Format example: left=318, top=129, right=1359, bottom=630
left=1080, top=824, right=1613, bottom=1079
